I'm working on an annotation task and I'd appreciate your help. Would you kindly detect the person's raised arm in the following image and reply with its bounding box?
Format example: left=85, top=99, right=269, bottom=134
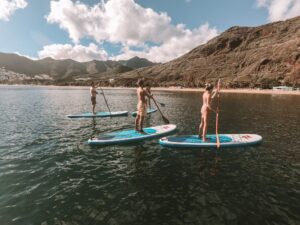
left=144, top=89, right=153, bottom=98
left=211, top=88, right=218, bottom=99
left=207, top=94, right=216, bottom=113
left=95, top=83, right=101, bottom=94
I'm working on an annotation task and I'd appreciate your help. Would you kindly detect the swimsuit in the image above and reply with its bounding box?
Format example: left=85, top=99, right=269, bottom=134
left=91, top=96, right=96, bottom=105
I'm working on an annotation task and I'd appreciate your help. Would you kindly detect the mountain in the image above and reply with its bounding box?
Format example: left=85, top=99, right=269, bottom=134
left=111, top=16, right=300, bottom=88
left=118, top=56, right=157, bottom=69
left=0, top=54, right=156, bottom=84
left=83, top=60, right=120, bottom=74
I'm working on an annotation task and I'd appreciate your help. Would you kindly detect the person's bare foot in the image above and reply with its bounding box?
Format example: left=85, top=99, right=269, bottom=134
left=137, top=129, right=146, bottom=134
left=202, top=138, right=207, bottom=142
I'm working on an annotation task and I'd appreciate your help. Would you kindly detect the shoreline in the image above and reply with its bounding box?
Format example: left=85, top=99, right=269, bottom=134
left=102, top=87, right=300, bottom=95
left=151, top=87, right=300, bottom=95
left=1, top=84, right=300, bottom=95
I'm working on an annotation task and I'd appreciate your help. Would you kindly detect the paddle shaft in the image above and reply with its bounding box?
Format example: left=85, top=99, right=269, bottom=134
left=150, top=99, right=165, bottom=107
left=216, top=79, right=221, bottom=148
left=151, top=96, right=170, bottom=124
left=148, top=96, right=152, bottom=108
left=99, top=87, right=112, bottom=115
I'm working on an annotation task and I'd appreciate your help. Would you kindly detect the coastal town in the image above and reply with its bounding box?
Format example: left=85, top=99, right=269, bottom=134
left=0, top=67, right=53, bottom=82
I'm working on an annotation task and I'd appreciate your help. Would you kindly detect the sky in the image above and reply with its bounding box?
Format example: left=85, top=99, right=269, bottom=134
left=0, top=0, right=299, bottom=63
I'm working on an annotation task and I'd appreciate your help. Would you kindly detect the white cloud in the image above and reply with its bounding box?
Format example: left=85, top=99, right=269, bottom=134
left=257, top=0, right=300, bottom=21
left=14, top=52, right=37, bottom=60
left=46, top=0, right=184, bottom=45
left=46, top=0, right=218, bottom=62
left=0, top=0, right=27, bottom=21
left=113, top=23, right=218, bottom=62
left=38, top=43, right=108, bottom=62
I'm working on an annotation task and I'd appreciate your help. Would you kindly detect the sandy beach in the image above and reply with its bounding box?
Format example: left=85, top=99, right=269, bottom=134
left=155, top=87, right=300, bottom=95
left=102, top=86, right=300, bottom=95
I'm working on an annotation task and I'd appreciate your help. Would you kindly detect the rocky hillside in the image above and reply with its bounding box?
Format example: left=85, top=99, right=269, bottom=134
left=110, top=16, right=300, bottom=88
left=0, top=54, right=155, bottom=84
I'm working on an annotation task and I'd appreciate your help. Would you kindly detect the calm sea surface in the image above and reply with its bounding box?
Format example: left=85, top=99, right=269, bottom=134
left=0, top=86, right=299, bottom=225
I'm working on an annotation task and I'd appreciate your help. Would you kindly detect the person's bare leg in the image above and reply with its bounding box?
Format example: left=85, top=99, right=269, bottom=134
left=202, top=115, right=208, bottom=142
left=199, top=116, right=204, bottom=138
left=140, top=116, right=145, bottom=132
left=135, top=115, right=140, bottom=131
left=92, top=104, right=96, bottom=115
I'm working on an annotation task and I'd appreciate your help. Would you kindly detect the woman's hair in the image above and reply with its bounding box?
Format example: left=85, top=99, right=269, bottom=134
left=91, top=81, right=94, bottom=86
left=137, top=79, right=144, bottom=87
left=205, top=83, right=214, bottom=91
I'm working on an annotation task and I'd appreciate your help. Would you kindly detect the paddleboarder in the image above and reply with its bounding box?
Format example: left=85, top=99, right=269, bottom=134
left=90, top=81, right=100, bottom=115
left=135, top=79, right=153, bottom=132
left=198, top=83, right=218, bottom=142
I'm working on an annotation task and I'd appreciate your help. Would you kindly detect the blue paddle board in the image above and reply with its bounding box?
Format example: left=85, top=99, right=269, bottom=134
left=67, top=111, right=128, bottom=118
left=159, top=134, right=262, bottom=148
left=131, top=108, right=158, bottom=117
left=88, top=124, right=176, bottom=145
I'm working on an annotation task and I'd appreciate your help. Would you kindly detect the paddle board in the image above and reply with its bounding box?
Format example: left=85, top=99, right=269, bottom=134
left=159, top=134, right=262, bottom=148
left=88, top=124, right=176, bottom=145
left=131, top=108, right=158, bottom=117
left=67, top=111, right=128, bottom=118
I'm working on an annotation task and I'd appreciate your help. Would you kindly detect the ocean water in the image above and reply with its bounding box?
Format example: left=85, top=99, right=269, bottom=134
left=0, top=86, right=299, bottom=225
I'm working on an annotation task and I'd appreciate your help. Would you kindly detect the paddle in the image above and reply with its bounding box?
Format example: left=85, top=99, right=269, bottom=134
left=149, top=97, right=165, bottom=107
left=99, top=86, right=112, bottom=116
left=151, top=96, right=170, bottom=124
left=148, top=98, right=165, bottom=108
left=147, top=89, right=165, bottom=107
left=157, top=101, right=166, bottom=107
left=215, top=79, right=221, bottom=148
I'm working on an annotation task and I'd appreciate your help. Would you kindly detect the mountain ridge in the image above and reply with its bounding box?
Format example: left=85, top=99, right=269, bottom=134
left=0, top=53, right=156, bottom=84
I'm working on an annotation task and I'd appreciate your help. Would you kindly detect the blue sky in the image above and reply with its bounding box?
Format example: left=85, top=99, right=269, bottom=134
left=0, top=0, right=299, bottom=62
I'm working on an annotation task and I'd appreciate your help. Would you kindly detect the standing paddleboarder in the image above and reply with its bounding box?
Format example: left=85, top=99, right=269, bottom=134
left=90, top=82, right=100, bottom=115
left=198, top=83, right=218, bottom=142
left=135, top=79, right=153, bottom=132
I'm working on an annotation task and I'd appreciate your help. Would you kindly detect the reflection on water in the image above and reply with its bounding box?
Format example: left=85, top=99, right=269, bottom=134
left=0, top=86, right=299, bottom=225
